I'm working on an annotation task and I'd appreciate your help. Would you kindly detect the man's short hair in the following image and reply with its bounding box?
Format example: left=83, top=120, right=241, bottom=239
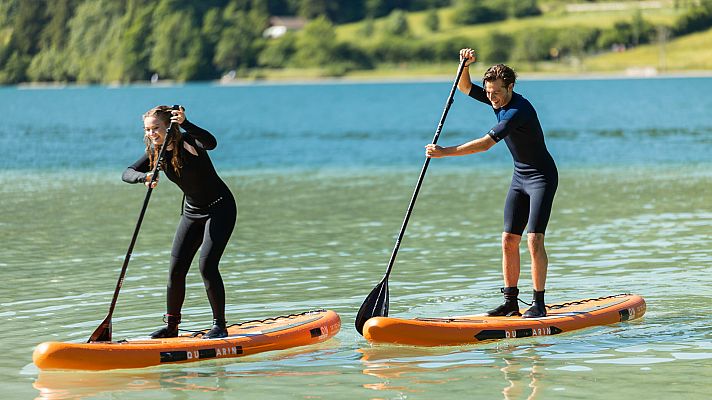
left=483, top=64, right=516, bottom=88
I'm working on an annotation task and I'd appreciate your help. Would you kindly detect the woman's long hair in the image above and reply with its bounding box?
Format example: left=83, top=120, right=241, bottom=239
left=143, top=106, right=183, bottom=176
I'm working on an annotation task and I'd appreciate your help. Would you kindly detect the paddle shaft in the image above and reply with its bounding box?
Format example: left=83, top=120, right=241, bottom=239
left=88, top=108, right=178, bottom=342
left=101, top=150, right=165, bottom=318
left=381, top=58, right=469, bottom=280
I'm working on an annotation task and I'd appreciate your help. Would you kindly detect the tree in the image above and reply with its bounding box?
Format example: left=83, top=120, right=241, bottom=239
left=26, top=0, right=78, bottom=82
left=64, top=0, right=125, bottom=82
left=39, top=0, right=76, bottom=50
left=597, top=21, right=632, bottom=50
left=213, top=4, right=269, bottom=73
left=424, top=8, right=440, bottom=32
left=429, top=36, right=467, bottom=62
left=631, top=10, right=654, bottom=46
left=26, top=46, right=69, bottom=82
left=557, top=27, right=599, bottom=68
left=509, top=0, right=541, bottom=19
left=113, top=0, right=156, bottom=82
left=199, top=7, right=224, bottom=79
left=365, top=0, right=421, bottom=19
left=293, top=16, right=338, bottom=67
left=673, top=0, right=712, bottom=36
left=452, top=0, right=506, bottom=25
left=291, top=0, right=335, bottom=20
left=286, top=0, right=367, bottom=23
left=9, top=0, right=46, bottom=55
left=0, top=51, right=30, bottom=83
left=0, top=1, right=13, bottom=30
left=369, top=36, right=417, bottom=63
left=366, top=0, right=390, bottom=18
left=333, top=0, right=367, bottom=23
left=511, top=27, right=558, bottom=66
left=596, top=12, right=653, bottom=51
left=480, top=31, right=514, bottom=63
left=361, top=17, right=375, bottom=37
left=384, top=9, right=410, bottom=36
left=0, top=0, right=47, bottom=82
left=258, top=33, right=297, bottom=68
left=202, top=8, right=224, bottom=49
left=150, top=4, right=204, bottom=81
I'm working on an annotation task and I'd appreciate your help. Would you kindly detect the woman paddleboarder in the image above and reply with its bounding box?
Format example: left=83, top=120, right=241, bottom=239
left=122, top=105, right=236, bottom=339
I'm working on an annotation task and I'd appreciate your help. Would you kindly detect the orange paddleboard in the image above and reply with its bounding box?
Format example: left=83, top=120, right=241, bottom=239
left=34, top=309, right=341, bottom=371
left=363, top=294, right=645, bottom=346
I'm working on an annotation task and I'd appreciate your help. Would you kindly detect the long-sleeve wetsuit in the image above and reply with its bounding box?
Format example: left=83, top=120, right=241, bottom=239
left=122, top=120, right=236, bottom=322
left=469, top=85, right=558, bottom=235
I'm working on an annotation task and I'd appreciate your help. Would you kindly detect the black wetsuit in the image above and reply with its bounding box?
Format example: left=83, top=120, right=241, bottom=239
left=469, top=85, right=558, bottom=235
left=122, top=120, right=236, bottom=321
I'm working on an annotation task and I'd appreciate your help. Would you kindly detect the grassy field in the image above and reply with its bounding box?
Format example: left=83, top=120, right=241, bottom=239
left=585, top=26, right=712, bottom=72
left=335, top=4, right=686, bottom=44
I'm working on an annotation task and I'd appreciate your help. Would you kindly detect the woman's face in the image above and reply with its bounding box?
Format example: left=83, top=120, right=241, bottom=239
left=143, top=116, right=168, bottom=146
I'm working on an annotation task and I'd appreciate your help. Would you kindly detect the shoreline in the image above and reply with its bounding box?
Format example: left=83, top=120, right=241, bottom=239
left=10, top=69, right=712, bottom=89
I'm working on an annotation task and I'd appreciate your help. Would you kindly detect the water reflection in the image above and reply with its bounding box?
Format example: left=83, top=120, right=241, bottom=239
left=358, top=345, right=553, bottom=399
left=358, top=330, right=712, bottom=399
left=35, top=368, right=348, bottom=400
left=34, top=370, right=223, bottom=400
left=500, top=358, right=543, bottom=400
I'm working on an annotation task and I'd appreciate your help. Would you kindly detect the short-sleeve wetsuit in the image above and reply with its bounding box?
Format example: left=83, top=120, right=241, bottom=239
left=122, top=120, right=236, bottom=322
left=469, top=85, right=558, bottom=235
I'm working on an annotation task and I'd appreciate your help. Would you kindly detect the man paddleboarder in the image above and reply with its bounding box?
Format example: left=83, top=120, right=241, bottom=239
left=425, top=49, right=558, bottom=318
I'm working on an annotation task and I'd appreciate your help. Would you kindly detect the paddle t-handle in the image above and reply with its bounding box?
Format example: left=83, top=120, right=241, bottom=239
left=355, top=58, right=470, bottom=335
left=87, top=104, right=181, bottom=343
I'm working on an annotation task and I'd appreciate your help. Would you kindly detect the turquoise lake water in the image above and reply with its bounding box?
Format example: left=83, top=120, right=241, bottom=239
left=0, top=77, right=710, bottom=399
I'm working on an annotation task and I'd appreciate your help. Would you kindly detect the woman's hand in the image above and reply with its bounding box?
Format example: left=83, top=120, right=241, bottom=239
left=171, top=106, right=186, bottom=125
left=144, top=172, right=159, bottom=188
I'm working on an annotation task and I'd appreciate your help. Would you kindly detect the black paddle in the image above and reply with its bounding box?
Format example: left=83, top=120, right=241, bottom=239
left=355, top=59, right=469, bottom=335
left=88, top=105, right=180, bottom=343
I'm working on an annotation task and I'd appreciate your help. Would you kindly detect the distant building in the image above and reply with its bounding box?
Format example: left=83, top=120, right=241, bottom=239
left=263, top=16, right=306, bottom=39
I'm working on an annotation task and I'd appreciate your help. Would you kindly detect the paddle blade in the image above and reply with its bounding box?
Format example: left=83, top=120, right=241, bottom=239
left=87, top=318, right=112, bottom=343
left=355, top=278, right=389, bottom=335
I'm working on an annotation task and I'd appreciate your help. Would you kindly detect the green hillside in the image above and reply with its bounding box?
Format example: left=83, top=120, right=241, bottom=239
left=337, top=5, right=684, bottom=42
left=328, top=2, right=710, bottom=78
left=1, top=0, right=711, bottom=84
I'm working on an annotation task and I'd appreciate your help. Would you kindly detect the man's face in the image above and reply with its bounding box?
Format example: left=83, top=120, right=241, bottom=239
left=484, top=79, right=513, bottom=109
